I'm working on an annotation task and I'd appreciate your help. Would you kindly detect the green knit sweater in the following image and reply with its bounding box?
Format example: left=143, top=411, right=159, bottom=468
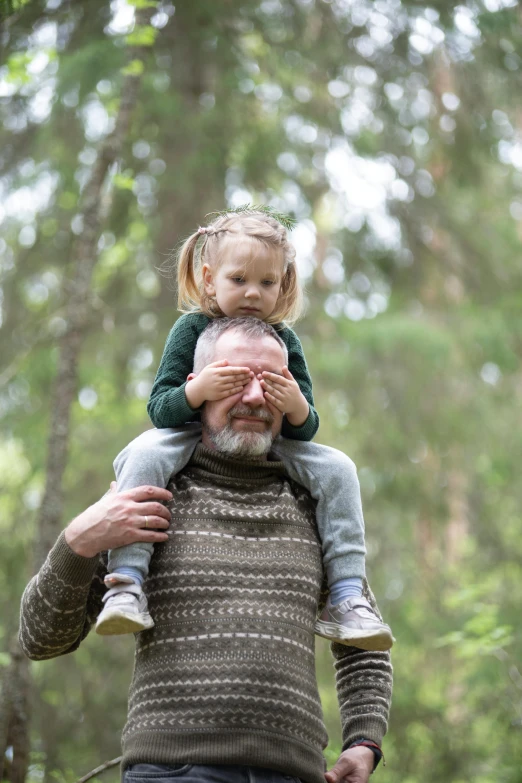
left=147, top=312, right=319, bottom=441
left=19, top=447, right=392, bottom=783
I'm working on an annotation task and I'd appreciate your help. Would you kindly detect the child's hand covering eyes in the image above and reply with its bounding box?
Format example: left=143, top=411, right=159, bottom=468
left=185, top=360, right=253, bottom=408
left=261, top=367, right=309, bottom=427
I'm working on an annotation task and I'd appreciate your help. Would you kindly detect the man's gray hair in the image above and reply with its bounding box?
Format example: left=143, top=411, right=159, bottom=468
left=193, top=317, right=288, bottom=373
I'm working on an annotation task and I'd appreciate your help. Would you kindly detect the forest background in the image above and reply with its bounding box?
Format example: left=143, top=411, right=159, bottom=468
left=0, top=1, right=521, bottom=782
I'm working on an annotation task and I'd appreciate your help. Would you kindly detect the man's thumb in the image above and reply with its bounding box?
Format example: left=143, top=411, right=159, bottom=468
left=324, top=770, right=339, bottom=783
left=109, top=481, right=117, bottom=492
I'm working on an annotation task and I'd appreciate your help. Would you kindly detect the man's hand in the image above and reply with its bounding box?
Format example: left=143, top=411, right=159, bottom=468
left=185, top=360, right=253, bottom=408
left=260, top=366, right=309, bottom=427
left=324, top=746, right=375, bottom=783
left=65, top=483, right=173, bottom=558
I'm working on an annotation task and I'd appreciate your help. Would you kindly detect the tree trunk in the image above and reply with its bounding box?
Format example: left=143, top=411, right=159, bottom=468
left=35, top=41, right=151, bottom=568
left=0, top=7, right=159, bottom=782
left=0, top=642, right=31, bottom=783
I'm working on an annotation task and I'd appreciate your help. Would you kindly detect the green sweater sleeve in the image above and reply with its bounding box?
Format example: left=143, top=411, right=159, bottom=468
left=279, top=326, right=319, bottom=441
left=147, top=313, right=211, bottom=428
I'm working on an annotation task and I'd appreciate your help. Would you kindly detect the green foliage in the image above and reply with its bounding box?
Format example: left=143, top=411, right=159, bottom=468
left=4, top=51, right=34, bottom=85
left=125, top=25, right=158, bottom=47
left=0, top=0, right=32, bottom=18
left=112, top=173, right=136, bottom=191
left=120, top=59, right=145, bottom=77
left=128, top=0, right=158, bottom=8
left=1, top=0, right=522, bottom=781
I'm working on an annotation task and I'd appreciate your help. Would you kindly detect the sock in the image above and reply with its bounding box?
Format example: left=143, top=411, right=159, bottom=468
left=111, top=566, right=144, bottom=586
left=329, top=577, right=363, bottom=605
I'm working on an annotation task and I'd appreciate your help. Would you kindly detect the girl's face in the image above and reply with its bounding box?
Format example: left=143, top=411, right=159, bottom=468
left=202, top=240, right=284, bottom=321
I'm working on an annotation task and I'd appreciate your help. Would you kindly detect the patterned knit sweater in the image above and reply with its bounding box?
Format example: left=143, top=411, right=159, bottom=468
left=147, top=312, right=319, bottom=441
left=19, top=446, right=392, bottom=783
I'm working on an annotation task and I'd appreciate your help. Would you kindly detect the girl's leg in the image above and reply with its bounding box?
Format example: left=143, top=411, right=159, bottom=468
left=96, top=424, right=202, bottom=636
left=270, top=437, right=366, bottom=586
left=270, top=437, right=393, bottom=651
left=107, top=424, right=202, bottom=580
left=114, top=423, right=203, bottom=490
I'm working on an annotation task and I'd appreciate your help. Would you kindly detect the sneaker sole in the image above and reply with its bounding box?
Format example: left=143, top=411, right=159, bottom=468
left=314, top=619, right=394, bottom=651
left=95, top=610, right=154, bottom=636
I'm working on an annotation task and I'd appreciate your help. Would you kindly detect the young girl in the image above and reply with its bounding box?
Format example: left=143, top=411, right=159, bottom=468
left=95, top=207, right=393, bottom=651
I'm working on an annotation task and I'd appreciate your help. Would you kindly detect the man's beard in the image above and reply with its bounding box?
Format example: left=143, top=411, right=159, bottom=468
left=202, top=404, right=275, bottom=458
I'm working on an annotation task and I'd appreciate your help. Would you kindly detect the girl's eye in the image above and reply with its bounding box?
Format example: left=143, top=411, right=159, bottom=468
left=262, top=280, right=275, bottom=286
left=231, top=277, right=244, bottom=283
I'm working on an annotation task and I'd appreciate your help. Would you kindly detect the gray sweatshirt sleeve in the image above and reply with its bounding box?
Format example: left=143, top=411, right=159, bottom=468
left=19, top=532, right=106, bottom=661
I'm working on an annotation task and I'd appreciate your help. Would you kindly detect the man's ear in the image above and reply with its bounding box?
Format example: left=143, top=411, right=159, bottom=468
left=187, top=372, right=196, bottom=382
left=202, top=264, right=215, bottom=296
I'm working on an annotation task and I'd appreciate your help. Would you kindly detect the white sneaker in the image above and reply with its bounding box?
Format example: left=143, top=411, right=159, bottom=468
left=315, top=595, right=394, bottom=651
left=96, top=581, right=154, bottom=636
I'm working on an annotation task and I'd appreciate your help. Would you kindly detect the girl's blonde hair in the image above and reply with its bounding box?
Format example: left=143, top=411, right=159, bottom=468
left=176, top=210, right=303, bottom=326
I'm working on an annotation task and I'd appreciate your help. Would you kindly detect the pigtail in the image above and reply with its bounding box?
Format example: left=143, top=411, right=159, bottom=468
left=177, top=232, right=203, bottom=312
left=267, top=259, right=304, bottom=327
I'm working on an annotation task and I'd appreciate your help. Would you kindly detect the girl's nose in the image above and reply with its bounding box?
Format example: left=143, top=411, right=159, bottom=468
left=244, top=285, right=260, bottom=299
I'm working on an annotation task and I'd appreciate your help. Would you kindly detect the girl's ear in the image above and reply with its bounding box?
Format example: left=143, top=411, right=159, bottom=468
left=202, top=263, right=215, bottom=296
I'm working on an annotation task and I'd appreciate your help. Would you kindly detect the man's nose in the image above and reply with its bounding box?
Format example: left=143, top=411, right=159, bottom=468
left=241, top=375, right=265, bottom=406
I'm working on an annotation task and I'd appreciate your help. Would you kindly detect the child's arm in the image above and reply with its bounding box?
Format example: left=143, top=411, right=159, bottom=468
left=261, top=327, right=319, bottom=441
left=147, top=314, right=206, bottom=429
left=147, top=313, right=251, bottom=428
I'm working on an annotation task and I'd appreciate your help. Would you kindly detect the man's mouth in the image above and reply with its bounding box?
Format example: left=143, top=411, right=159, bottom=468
left=229, top=405, right=273, bottom=426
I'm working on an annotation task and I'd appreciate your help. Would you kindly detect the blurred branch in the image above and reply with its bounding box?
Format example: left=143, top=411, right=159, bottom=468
left=35, top=1, right=158, bottom=570
left=75, top=756, right=123, bottom=783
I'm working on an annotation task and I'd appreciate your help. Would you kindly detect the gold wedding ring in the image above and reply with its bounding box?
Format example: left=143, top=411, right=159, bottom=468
left=144, top=516, right=149, bottom=529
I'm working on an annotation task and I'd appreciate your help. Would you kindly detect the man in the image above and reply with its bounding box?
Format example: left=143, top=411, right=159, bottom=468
left=20, top=318, right=392, bottom=783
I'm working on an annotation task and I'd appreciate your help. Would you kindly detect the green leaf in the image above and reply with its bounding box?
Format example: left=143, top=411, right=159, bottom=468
left=112, top=173, right=135, bottom=191
left=121, top=58, right=145, bottom=77
left=99, top=242, right=129, bottom=269
left=42, top=689, right=60, bottom=706
left=125, top=25, right=158, bottom=47
left=128, top=0, right=158, bottom=8
left=128, top=221, right=149, bottom=242
left=58, top=191, right=78, bottom=210
left=5, top=51, right=32, bottom=84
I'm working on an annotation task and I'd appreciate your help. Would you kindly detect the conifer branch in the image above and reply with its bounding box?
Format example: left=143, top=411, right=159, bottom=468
left=206, top=204, right=297, bottom=231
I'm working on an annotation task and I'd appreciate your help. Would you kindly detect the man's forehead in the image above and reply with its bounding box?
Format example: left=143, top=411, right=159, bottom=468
left=214, top=332, right=285, bottom=373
